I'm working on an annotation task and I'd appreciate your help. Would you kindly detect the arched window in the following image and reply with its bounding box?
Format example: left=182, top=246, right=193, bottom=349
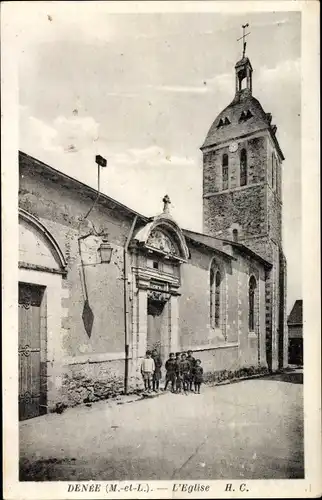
left=240, top=149, right=247, bottom=186
left=210, top=267, right=214, bottom=327
left=222, top=154, right=229, bottom=190
left=215, top=271, right=221, bottom=328
left=232, top=229, right=238, bottom=242
left=249, top=276, right=257, bottom=331
left=210, top=266, right=221, bottom=329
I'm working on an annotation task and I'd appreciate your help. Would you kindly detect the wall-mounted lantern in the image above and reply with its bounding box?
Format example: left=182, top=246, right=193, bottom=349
left=98, top=236, right=113, bottom=264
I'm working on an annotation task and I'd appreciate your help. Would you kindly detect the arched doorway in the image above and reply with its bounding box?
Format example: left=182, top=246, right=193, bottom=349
left=19, top=209, right=66, bottom=420
left=131, top=212, right=189, bottom=370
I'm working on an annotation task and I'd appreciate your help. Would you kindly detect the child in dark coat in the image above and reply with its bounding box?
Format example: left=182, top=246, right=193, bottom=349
left=187, top=350, right=196, bottom=391
left=164, top=352, right=176, bottom=392
left=174, top=352, right=181, bottom=392
left=179, top=353, right=191, bottom=393
left=152, top=349, right=162, bottom=391
left=193, top=359, right=204, bottom=394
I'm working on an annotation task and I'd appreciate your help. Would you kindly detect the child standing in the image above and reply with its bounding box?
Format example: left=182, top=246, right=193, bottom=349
left=152, top=349, right=162, bottom=392
left=187, top=350, right=196, bottom=391
left=174, top=352, right=181, bottom=393
left=164, top=352, right=176, bottom=392
left=179, top=353, right=191, bottom=393
left=140, top=350, right=155, bottom=392
left=193, top=359, right=204, bottom=394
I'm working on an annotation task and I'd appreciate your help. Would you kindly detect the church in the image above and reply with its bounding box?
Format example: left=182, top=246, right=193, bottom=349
left=18, top=50, right=288, bottom=420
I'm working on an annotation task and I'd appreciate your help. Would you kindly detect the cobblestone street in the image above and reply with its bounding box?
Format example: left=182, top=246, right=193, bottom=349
left=20, top=371, right=304, bottom=481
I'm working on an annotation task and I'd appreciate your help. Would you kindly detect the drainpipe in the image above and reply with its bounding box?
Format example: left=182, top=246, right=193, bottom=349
left=123, top=215, right=138, bottom=394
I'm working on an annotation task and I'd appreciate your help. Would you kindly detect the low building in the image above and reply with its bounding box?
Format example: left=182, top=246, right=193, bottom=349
left=287, top=300, right=303, bottom=365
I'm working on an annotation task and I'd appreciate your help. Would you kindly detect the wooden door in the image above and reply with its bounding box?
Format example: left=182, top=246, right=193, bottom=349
left=18, top=283, right=46, bottom=421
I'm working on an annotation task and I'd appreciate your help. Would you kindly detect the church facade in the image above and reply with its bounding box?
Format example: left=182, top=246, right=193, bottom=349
left=18, top=54, right=288, bottom=420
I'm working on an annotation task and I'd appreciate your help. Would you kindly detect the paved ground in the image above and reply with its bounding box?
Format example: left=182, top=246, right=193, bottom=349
left=20, top=370, right=304, bottom=481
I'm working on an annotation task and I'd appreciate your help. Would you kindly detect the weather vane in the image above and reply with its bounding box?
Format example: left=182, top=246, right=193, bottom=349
left=237, top=23, right=251, bottom=58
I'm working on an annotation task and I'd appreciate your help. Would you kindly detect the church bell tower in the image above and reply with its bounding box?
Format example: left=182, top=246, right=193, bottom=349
left=201, top=29, right=287, bottom=371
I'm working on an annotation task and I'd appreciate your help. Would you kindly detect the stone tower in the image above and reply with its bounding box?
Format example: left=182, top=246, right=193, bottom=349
left=201, top=54, right=288, bottom=371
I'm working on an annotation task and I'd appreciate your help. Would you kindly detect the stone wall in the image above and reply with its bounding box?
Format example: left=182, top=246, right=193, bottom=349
left=59, top=358, right=145, bottom=407
left=203, top=184, right=267, bottom=240
left=267, top=187, right=282, bottom=245
left=203, top=135, right=267, bottom=196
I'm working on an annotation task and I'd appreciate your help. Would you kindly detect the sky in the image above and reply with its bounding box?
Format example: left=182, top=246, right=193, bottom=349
left=17, top=6, right=301, bottom=312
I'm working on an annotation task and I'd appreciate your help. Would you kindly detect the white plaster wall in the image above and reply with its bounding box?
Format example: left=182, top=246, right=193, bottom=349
left=19, top=219, right=60, bottom=270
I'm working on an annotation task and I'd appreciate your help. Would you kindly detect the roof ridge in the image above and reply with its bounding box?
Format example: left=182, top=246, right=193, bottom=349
left=19, top=150, right=148, bottom=221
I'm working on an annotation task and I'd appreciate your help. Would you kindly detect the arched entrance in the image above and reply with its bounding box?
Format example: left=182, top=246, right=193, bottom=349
left=18, top=209, right=66, bottom=420
left=130, top=211, right=189, bottom=372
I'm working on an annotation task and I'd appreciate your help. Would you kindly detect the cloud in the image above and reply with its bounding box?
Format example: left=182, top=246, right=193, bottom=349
left=258, top=58, right=300, bottom=83
left=19, top=108, right=103, bottom=160
left=251, top=19, right=289, bottom=28
left=205, top=72, right=233, bottom=92
left=111, top=145, right=194, bottom=168
left=152, top=84, right=208, bottom=94
left=148, top=72, right=233, bottom=95
left=104, top=92, right=137, bottom=98
left=20, top=112, right=62, bottom=154
left=53, top=115, right=100, bottom=152
left=148, top=59, right=299, bottom=99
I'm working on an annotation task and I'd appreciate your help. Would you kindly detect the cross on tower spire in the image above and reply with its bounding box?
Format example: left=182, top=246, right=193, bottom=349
left=237, top=23, right=250, bottom=58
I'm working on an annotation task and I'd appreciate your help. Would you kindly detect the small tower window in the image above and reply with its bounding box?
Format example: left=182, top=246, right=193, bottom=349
left=239, top=111, right=246, bottom=122
left=239, top=110, right=253, bottom=123
left=240, top=148, right=248, bottom=186
left=222, top=153, right=229, bottom=190
left=232, top=229, right=238, bottom=242
left=217, top=117, right=230, bottom=128
left=249, top=276, right=257, bottom=331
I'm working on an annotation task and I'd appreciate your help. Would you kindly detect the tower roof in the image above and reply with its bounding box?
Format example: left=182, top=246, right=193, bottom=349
left=201, top=56, right=285, bottom=160
left=287, top=300, right=303, bottom=326
left=202, top=93, right=269, bottom=148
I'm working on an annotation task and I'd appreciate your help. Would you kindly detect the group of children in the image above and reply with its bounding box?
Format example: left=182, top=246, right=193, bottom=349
left=140, top=349, right=204, bottom=394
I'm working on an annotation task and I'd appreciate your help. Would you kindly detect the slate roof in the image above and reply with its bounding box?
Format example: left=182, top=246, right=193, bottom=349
left=287, top=300, right=303, bottom=326
left=183, top=229, right=272, bottom=269
left=201, top=59, right=284, bottom=160
left=220, top=238, right=273, bottom=269
left=182, top=229, right=235, bottom=260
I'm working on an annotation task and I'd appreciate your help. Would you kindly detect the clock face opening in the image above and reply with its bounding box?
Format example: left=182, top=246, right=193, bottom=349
left=229, top=142, right=238, bottom=153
